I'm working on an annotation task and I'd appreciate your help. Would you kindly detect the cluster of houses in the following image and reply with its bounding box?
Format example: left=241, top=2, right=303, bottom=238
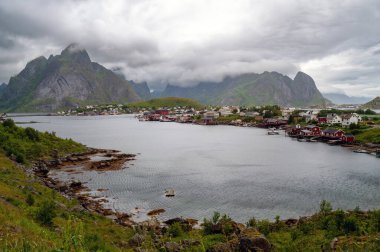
left=295, top=110, right=362, bottom=127
left=287, top=125, right=355, bottom=143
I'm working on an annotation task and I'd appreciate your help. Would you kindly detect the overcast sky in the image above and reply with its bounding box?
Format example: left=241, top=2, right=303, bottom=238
left=0, top=0, right=379, bottom=97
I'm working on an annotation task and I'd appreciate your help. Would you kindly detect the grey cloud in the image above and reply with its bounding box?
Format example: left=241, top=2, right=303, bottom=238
left=0, top=0, right=380, bottom=96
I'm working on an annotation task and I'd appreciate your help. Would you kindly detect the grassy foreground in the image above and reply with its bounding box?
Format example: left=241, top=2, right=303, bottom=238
left=0, top=120, right=379, bottom=251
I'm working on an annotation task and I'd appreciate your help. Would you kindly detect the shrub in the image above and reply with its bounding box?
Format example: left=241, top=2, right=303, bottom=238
left=2, top=119, right=16, bottom=128
left=35, top=200, right=56, bottom=226
left=25, top=127, right=40, bottom=141
left=168, top=222, right=184, bottom=237
left=26, top=194, right=35, bottom=206
left=320, top=200, right=332, bottom=215
left=343, top=216, right=358, bottom=234
left=247, top=216, right=257, bottom=228
left=257, top=219, right=271, bottom=236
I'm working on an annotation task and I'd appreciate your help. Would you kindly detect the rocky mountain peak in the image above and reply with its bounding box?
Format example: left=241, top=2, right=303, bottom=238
left=61, top=43, right=91, bottom=64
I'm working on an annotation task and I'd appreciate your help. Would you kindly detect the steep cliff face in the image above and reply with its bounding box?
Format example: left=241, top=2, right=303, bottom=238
left=159, top=71, right=328, bottom=107
left=0, top=44, right=140, bottom=112
left=130, top=81, right=152, bottom=100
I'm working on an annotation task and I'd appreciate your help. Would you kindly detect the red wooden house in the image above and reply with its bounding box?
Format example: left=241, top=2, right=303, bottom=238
left=321, top=128, right=344, bottom=139
left=341, top=134, right=355, bottom=143
left=304, top=125, right=321, bottom=136
left=155, top=109, right=170, bottom=116
left=318, top=117, right=327, bottom=124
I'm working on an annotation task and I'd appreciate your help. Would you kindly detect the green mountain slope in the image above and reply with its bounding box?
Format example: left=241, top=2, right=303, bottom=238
left=158, top=71, right=329, bottom=107
left=0, top=44, right=140, bottom=112
left=362, top=96, right=380, bottom=109
left=129, top=97, right=203, bottom=109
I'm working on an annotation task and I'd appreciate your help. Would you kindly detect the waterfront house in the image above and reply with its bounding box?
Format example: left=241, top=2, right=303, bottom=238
left=219, top=106, right=233, bottom=116
left=300, top=129, right=313, bottom=136
left=326, top=113, right=342, bottom=124
left=322, top=128, right=344, bottom=139
left=341, top=134, right=355, bottom=143
left=155, top=109, right=170, bottom=116
left=262, top=118, right=288, bottom=128
left=203, top=111, right=219, bottom=124
left=304, top=125, right=321, bottom=136
left=287, top=124, right=302, bottom=136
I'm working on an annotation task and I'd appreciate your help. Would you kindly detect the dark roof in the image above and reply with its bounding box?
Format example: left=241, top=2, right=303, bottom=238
left=322, top=128, right=342, bottom=133
left=305, top=125, right=318, bottom=129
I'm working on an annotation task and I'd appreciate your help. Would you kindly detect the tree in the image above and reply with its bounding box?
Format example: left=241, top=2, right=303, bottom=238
left=320, top=200, right=332, bottom=215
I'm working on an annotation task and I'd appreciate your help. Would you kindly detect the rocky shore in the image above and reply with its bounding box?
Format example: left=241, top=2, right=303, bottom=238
left=33, top=148, right=141, bottom=224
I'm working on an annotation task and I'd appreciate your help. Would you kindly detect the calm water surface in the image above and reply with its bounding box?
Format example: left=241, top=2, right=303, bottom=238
left=16, top=115, right=380, bottom=222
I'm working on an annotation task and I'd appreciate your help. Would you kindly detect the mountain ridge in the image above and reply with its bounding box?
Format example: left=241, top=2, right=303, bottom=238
left=157, top=71, right=329, bottom=107
left=0, top=44, right=141, bottom=112
left=323, top=92, right=372, bottom=105
left=362, top=96, right=380, bottom=109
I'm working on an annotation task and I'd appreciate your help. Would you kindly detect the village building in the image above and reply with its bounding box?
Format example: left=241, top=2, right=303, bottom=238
left=303, top=125, right=321, bottom=136
left=341, top=134, right=355, bottom=143
left=341, top=113, right=362, bottom=127
left=245, top=111, right=260, bottom=117
left=321, top=128, right=345, bottom=139
left=326, top=113, right=342, bottom=124
left=203, top=111, right=219, bottom=124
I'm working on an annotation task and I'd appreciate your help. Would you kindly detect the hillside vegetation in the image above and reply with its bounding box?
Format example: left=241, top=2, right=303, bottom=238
left=128, top=97, right=204, bottom=109
left=0, top=119, right=85, bottom=164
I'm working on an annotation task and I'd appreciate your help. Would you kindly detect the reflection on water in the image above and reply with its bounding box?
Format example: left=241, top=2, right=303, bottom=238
left=17, top=115, right=380, bottom=222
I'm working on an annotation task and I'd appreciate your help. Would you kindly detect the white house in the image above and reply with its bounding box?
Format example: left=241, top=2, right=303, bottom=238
left=300, top=110, right=318, bottom=123
left=341, top=113, right=360, bottom=126
left=326, top=113, right=342, bottom=124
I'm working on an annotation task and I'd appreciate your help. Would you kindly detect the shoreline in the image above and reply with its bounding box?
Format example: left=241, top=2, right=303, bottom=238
left=33, top=147, right=147, bottom=227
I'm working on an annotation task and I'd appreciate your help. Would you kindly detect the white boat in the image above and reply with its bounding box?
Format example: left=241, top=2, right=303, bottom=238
left=353, top=149, right=368, bottom=154
left=267, top=128, right=279, bottom=135
left=165, top=188, right=175, bottom=197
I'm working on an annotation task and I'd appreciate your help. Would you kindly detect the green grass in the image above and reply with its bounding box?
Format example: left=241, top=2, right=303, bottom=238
left=354, top=127, right=380, bottom=143
left=127, top=97, right=204, bottom=109
left=0, top=119, right=86, bottom=164
left=0, top=153, right=136, bottom=251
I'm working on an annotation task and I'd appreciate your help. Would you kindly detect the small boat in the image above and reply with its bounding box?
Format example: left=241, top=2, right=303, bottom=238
left=353, top=149, right=368, bottom=154
left=159, top=118, right=172, bottom=122
left=165, top=188, right=175, bottom=197
left=267, top=128, right=279, bottom=135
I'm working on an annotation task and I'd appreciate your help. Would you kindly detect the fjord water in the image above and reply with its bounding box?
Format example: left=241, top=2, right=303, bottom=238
left=17, top=115, right=380, bottom=222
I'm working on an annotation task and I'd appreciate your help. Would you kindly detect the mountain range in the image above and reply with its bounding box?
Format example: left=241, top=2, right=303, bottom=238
left=0, top=44, right=331, bottom=112
left=322, top=93, right=372, bottom=105
left=155, top=71, right=329, bottom=107
left=0, top=44, right=140, bottom=112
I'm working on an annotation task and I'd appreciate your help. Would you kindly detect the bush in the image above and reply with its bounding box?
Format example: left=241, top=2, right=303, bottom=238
left=343, top=216, right=358, bottom=234
left=320, top=200, right=332, bottom=215
left=26, top=194, right=35, bottom=206
left=247, top=216, right=257, bottom=228
left=35, top=200, right=56, bottom=226
left=25, top=127, right=40, bottom=141
left=2, top=119, right=16, bottom=128
left=257, top=219, right=271, bottom=236
left=167, top=222, right=184, bottom=237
